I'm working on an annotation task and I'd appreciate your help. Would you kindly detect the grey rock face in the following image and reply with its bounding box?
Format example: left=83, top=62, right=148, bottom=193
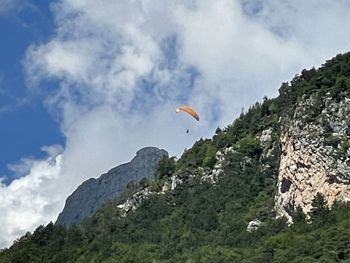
left=275, top=95, right=350, bottom=222
left=56, top=147, right=168, bottom=227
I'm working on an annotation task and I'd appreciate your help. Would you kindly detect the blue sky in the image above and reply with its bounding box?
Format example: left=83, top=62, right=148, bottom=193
left=1, top=0, right=350, bottom=249
left=0, top=1, right=63, bottom=182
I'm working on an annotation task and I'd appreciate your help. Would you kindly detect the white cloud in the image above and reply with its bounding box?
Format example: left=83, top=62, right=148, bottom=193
left=174, top=0, right=308, bottom=125
left=2, top=0, right=350, bottom=247
left=0, top=146, right=62, bottom=248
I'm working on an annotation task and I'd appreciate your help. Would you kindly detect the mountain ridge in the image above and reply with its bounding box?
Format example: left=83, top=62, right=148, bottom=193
left=56, top=146, right=168, bottom=227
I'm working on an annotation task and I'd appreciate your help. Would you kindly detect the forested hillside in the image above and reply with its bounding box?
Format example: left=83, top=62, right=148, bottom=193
left=1, top=53, right=350, bottom=262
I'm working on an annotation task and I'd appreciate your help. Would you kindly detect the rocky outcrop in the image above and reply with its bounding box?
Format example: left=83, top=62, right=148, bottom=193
left=56, top=147, right=168, bottom=227
left=117, top=146, right=234, bottom=217
left=275, top=95, right=350, bottom=222
left=247, top=219, right=262, bottom=232
left=117, top=187, right=155, bottom=217
left=201, top=146, right=233, bottom=183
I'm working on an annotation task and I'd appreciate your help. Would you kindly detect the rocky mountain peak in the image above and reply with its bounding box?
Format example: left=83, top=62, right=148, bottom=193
left=56, top=146, right=168, bottom=227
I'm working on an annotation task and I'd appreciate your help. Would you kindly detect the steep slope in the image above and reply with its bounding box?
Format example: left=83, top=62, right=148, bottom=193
left=56, top=147, right=168, bottom=227
left=2, top=52, right=350, bottom=262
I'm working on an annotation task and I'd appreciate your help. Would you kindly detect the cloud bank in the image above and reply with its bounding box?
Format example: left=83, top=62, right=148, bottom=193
left=2, top=0, right=350, bottom=248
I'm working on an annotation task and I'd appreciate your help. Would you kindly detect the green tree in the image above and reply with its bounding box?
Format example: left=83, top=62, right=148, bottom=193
left=310, top=193, right=332, bottom=226
left=155, top=155, right=175, bottom=181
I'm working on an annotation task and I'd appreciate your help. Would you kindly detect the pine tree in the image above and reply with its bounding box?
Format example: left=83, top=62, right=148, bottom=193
left=310, top=193, right=330, bottom=225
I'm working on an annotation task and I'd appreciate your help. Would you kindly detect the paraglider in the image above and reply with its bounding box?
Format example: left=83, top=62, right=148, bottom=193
left=175, top=106, right=199, bottom=121
left=176, top=106, right=199, bottom=134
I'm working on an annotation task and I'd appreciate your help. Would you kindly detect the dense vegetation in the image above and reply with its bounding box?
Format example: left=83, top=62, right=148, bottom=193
left=2, top=52, right=350, bottom=262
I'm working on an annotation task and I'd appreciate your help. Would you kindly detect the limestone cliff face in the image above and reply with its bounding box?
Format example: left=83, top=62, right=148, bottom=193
left=275, top=95, right=350, bottom=222
left=56, top=147, right=168, bottom=227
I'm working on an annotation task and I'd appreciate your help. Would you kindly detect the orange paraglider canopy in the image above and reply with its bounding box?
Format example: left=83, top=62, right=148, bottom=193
left=176, top=106, right=199, bottom=121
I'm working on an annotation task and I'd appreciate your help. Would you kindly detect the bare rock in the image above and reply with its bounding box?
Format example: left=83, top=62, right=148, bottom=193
left=247, top=219, right=262, bottom=232
left=56, top=147, right=168, bottom=227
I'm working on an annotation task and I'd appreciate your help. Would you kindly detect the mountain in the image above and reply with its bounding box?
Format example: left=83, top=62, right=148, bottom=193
left=56, top=147, right=168, bottom=227
left=2, top=52, right=350, bottom=262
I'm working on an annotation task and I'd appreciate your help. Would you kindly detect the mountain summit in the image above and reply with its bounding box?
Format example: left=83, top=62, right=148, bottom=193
left=56, top=147, right=168, bottom=227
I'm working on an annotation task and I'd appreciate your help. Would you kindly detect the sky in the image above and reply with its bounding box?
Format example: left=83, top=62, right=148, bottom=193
left=1, top=0, right=350, bottom=248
